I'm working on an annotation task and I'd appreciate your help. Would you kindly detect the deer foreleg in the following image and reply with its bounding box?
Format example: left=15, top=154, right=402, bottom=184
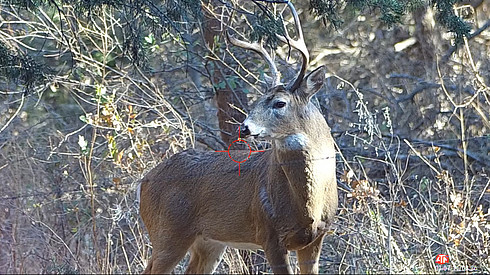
left=296, top=233, right=326, bottom=274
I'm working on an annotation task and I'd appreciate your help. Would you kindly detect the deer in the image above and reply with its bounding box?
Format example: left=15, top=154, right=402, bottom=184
left=139, top=2, right=338, bottom=274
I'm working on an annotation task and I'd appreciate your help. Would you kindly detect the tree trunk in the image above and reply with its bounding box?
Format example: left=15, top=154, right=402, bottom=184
left=202, top=1, right=247, bottom=146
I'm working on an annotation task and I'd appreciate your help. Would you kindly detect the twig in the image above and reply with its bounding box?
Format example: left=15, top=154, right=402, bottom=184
left=395, top=82, right=440, bottom=103
left=389, top=73, right=423, bottom=82
left=379, top=132, right=489, bottom=165
left=36, top=220, right=81, bottom=270
left=0, top=92, right=25, bottom=135
left=411, top=137, right=488, bottom=165
left=442, top=19, right=490, bottom=62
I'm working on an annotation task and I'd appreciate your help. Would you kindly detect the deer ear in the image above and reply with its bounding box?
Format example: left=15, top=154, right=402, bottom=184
left=298, top=66, right=326, bottom=99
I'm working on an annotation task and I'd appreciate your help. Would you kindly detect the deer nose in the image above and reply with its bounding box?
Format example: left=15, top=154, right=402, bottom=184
left=240, top=124, right=251, bottom=137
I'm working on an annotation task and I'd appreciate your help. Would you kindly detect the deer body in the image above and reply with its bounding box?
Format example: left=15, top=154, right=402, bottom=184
left=140, top=3, right=337, bottom=273
left=140, top=69, right=338, bottom=274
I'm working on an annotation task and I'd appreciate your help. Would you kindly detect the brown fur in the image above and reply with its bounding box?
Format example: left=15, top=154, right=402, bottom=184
left=140, top=66, right=338, bottom=274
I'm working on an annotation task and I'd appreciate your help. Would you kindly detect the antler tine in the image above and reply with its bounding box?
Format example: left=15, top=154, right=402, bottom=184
left=277, top=1, right=309, bottom=92
left=226, top=31, right=281, bottom=86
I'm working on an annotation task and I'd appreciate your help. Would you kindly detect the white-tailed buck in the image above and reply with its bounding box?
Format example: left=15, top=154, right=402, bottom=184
left=140, top=2, right=338, bottom=273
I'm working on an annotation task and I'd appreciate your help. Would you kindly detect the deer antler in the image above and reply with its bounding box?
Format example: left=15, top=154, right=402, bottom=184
left=277, top=1, right=309, bottom=92
left=226, top=31, right=282, bottom=87
left=227, top=1, right=308, bottom=90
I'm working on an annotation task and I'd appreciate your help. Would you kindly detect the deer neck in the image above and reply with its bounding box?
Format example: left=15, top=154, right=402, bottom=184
left=268, top=118, right=334, bottom=225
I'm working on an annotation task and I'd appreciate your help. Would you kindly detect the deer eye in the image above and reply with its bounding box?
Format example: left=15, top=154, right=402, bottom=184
left=273, top=101, right=286, bottom=109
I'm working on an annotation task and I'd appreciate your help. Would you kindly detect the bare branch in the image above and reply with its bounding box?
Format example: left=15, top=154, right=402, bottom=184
left=226, top=31, right=281, bottom=86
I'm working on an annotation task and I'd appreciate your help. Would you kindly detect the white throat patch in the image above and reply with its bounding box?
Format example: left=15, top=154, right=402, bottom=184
left=279, top=133, right=308, bottom=150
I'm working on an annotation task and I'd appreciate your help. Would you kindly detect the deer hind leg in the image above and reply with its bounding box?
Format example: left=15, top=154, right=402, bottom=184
left=185, top=237, right=226, bottom=274
left=144, top=235, right=194, bottom=274
left=296, top=233, right=326, bottom=274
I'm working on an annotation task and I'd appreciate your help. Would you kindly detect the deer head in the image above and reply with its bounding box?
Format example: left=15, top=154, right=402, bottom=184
left=240, top=66, right=326, bottom=142
left=228, top=2, right=326, bottom=147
